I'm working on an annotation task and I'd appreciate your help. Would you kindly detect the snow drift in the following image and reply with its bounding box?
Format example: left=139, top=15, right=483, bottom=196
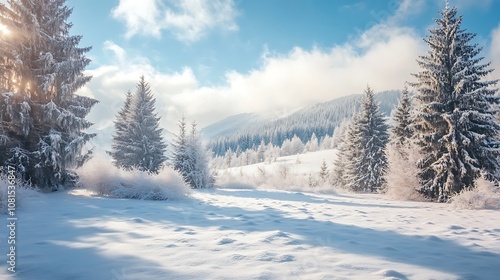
left=76, top=155, right=191, bottom=200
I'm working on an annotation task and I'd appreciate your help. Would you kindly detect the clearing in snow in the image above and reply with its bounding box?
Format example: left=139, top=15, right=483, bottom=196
left=1, top=188, right=500, bottom=279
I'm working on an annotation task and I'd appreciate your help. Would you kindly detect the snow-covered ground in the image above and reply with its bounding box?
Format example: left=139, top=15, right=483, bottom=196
left=223, top=149, right=338, bottom=177
left=2, top=187, right=500, bottom=280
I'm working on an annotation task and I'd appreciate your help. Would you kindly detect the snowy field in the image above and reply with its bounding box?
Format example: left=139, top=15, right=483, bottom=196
left=224, top=149, right=339, bottom=177
left=2, top=187, right=500, bottom=280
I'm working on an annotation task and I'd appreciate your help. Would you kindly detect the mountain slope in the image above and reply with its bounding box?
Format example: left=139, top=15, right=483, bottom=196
left=206, top=90, right=400, bottom=155
left=201, top=113, right=266, bottom=139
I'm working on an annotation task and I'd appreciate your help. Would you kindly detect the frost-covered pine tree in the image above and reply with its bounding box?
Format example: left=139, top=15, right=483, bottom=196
left=331, top=118, right=350, bottom=148
left=319, top=159, right=329, bottom=182
left=390, top=86, right=413, bottom=150
left=411, top=5, right=500, bottom=202
left=385, top=86, right=421, bottom=199
left=331, top=115, right=360, bottom=189
left=172, top=118, right=213, bottom=188
left=257, top=140, right=266, bottom=162
left=344, top=86, right=389, bottom=193
left=0, top=0, right=97, bottom=189
left=280, top=139, right=292, bottom=156
left=186, top=122, right=214, bottom=189
left=331, top=118, right=355, bottom=189
left=107, top=91, right=134, bottom=168
left=290, top=135, right=305, bottom=155
left=172, top=116, right=191, bottom=175
left=123, top=76, right=166, bottom=173
left=305, top=133, right=319, bottom=152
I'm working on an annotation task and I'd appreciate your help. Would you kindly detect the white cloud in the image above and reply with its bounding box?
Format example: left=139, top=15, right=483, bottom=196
left=393, top=0, right=426, bottom=20
left=111, top=0, right=238, bottom=42
left=111, top=0, right=163, bottom=38
left=103, top=41, right=126, bottom=63
left=80, top=44, right=198, bottom=132
left=81, top=0, right=429, bottom=151
left=80, top=25, right=424, bottom=143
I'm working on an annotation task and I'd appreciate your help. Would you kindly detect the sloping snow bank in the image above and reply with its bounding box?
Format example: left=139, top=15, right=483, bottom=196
left=76, top=156, right=191, bottom=200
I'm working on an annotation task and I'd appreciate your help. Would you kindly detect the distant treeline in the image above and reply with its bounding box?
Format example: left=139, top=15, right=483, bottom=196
left=208, top=90, right=400, bottom=156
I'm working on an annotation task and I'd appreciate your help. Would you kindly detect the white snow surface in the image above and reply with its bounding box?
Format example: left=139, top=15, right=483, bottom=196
left=2, top=187, right=500, bottom=279
left=225, top=149, right=338, bottom=176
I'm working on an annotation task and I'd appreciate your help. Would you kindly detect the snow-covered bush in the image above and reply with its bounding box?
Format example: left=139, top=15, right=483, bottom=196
left=450, top=178, right=500, bottom=210
left=76, top=155, right=191, bottom=200
left=384, top=143, right=427, bottom=201
left=0, top=174, right=39, bottom=214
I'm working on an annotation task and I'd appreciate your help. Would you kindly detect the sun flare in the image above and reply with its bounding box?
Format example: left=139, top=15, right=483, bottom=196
left=0, top=24, right=10, bottom=36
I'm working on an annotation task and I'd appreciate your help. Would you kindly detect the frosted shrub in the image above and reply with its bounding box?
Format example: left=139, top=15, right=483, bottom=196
left=384, top=143, right=426, bottom=201
left=0, top=174, right=39, bottom=214
left=450, top=178, right=500, bottom=210
left=76, top=155, right=191, bottom=200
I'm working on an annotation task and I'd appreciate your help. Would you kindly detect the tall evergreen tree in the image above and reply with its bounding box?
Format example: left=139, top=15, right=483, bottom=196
left=0, top=0, right=97, bottom=189
left=344, top=86, right=389, bottom=192
left=411, top=5, right=500, bottom=202
left=123, top=76, right=166, bottom=173
left=390, top=86, right=414, bottom=150
left=107, top=91, right=134, bottom=168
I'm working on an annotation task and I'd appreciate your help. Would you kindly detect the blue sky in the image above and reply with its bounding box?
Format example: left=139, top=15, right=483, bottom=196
left=68, top=0, right=500, bottom=84
left=58, top=0, right=500, bottom=146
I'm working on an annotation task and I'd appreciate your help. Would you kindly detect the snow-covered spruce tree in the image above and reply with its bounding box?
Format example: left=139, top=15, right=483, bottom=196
left=0, top=0, right=97, bottom=189
left=331, top=118, right=355, bottom=189
left=171, top=118, right=213, bottom=188
left=257, top=140, right=266, bottom=162
left=344, top=86, right=389, bottom=193
left=331, top=118, right=350, bottom=148
left=172, top=117, right=191, bottom=179
left=123, top=76, right=167, bottom=173
left=107, top=91, right=134, bottom=168
left=411, top=5, right=500, bottom=202
left=290, top=135, right=305, bottom=155
left=390, top=86, right=414, bottom=151
left=319, top=159, right=329, bottom=183
left=186, top=122, right=214, bottom=189
left=305, top=133, right=319, bottom=152
left=384, top=85, right=421, bottom=199
left=224, top=148, right=233, bottom=167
